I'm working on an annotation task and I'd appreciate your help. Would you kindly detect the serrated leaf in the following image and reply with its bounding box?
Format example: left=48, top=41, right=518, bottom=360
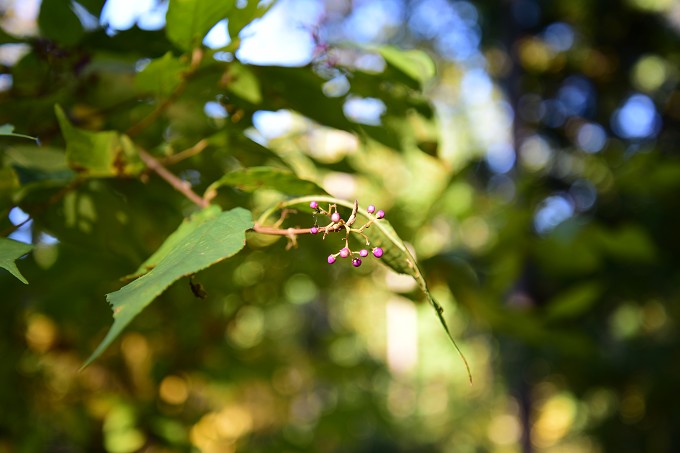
left=0, top=237, right=33, bottom=284
left=124, top=205, right=222, bottom=280
left=264, top=196, right=471, bottom=382
left=205, top=166, right=327, bottom=200
left=166, top=0, right=235, bottom=51
left=55, top=105, right=143, bottom=177
left=0, top=124, right=37, bottom=141
left=135, top=52, right=187, bottom=97
left=38, top=0, right=84, bottom=46
left=82, top=207, right=253, bottom=368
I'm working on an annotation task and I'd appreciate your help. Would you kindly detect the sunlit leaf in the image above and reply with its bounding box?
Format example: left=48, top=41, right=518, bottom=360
left=166, top=0, right=235, bottom=51
left=0, top=237, right=33, bottom=284
left=82, top=207, right=253, bottom=367
left=260, top=196, right=472, bottom=383
left=124, top=205, right=222, bottom=280
left=227, top=0, right=273, bottom=39
left=205, top=166, right=327, bottom=200
left=55, top=105, right=143, bottom=177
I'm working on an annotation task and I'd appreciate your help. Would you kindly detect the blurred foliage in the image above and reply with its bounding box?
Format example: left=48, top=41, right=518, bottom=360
left=0, top=0, right=679, bottom=452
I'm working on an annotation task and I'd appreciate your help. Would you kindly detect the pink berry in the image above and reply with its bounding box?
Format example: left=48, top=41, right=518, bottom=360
left=367, top=205, right=376, bottom=214
left=352, top=258, right=362, bottom=267
left=360, top=249, right=369, bottom=257
left=310, top=226, right=319, bottom=234
left=373, top=247, right=383, bottom=258
left=376, top=210, right=385, bottom=219
left=328, top=255, right=336, bottom=264
left=310, top=201, right=319, bottom=209
left=331, top=212, right=341, bottom=223
left=339, top=247, right=350, bottom=258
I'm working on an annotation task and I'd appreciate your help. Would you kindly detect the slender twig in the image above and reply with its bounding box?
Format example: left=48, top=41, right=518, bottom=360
left=138, top=149, right=208, bottom=208
left=159, top=139, right=208, bottom=166
left=252, top=224, right=343, bottom=236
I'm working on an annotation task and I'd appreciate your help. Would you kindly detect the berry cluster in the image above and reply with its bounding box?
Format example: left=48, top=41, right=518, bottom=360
left=309, top=200, right=385, bottom=268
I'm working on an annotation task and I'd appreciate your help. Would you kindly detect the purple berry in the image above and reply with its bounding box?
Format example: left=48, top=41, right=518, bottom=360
left=373, top=247, right=384, bottom=258
left=376, top=210, right=385, bottom=219
left=331, top=212, right=341, bottom=223
left=367, top=205, right=376, bottom=214
left=328, top=255, right=336, bottom=264
left=360, top=249, right=369, bottom=257
left=310, top=201, right=319, bottom=209
left=310, top=226, right=319, bottom=235
left=352, top=258, right=362, bottom=267
left=339, top=247, right=350, bottom=258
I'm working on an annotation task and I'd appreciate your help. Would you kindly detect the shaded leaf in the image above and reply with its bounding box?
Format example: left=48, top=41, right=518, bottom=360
left=135, top=52, right=187, bottom=97
left=0, top=124, right=37, bottom=141
left=205, top=166, right=327, bottom=200
left=55, top=105, right=143, bottom=177
left=545, top=281, right=603, bottom=321
left=166, top=0, right=235, bottom=51
left=38, top=0, right=84, bottom=46
left=226, top=62, right=262, bottom=104
left=0, top=237, right=33, bottom=284
left=83, top=207, right=253, bottom=367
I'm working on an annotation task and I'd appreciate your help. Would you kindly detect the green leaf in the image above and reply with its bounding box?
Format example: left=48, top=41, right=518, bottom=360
left=260, top=196, right=472, bottom=383
left=166, top=0, right=235, bottom=51
left=135, top=52, right=187, bottom=97
left=124, top=205, right=222, bottom=280
left=226, top=62, right=262, bottom=104
left=0, top=124, right=37, bottom=141
left=545, top=281, right=603, bottom=321
left=205, top=166, right=328, bottom=200
left=227, top=0, right=273, bottom=39
left=75, top=0, right=107, bottom=17
left=38, top=0, right=84, bottom=46
left=0, top=237, right=33, bottom=284
left=82, top=207, right=253, bottom=368
left=373, top=46, right=436, bottom=89
left=55, top=105, right=143, bottom=177
left=0, top=27, right=24, bottom=44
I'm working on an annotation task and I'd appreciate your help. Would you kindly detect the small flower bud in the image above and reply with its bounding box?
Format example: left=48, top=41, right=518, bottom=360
left=360, top=249, right=369, bottom=257
left=339, top=247, right=350, bottom=258
left=310, top=226, right=319, bottom=234
left=310, top=201, right=319, bottom=209
left=376, top=210, right=385, bottom=219
left=328, top=255, right=336, bottom=264
left=367, top=205, right=376, bottom=214
left=331, top=212, right=341, bottom=223
left=373, top=247, right=384, bottom=258
left=352, top=258, right=362, bottom=267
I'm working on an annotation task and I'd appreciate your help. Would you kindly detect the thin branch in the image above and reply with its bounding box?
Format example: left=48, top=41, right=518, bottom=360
left=138, top=149, right=208, bottom=208
left=159, top=139, right=208, bottom=166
